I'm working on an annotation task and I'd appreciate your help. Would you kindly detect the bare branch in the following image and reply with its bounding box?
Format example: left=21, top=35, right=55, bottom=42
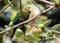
left=39, top=0, right=60, bottom=7
left=0, top=0, right=15, bottom=14
left=20, top=0, right=22, bottom=15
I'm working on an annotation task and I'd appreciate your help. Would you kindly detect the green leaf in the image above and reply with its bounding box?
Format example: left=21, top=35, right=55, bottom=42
left=25, top=25, right=31, bottom=32
left=25, top=33, right=36, bottom=41
left=13, top=29, right=24, bottom=40
left=4, top=0, right=9, bottom=4
left=51, top=0, right=60, bottom=4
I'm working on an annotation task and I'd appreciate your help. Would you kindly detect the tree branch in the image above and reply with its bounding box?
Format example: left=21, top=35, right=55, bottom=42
left=20, top=0, right=22, bottom=15
left=39, top=0, right=60, bottom=7
left=0, top=0, right=15, bottom=14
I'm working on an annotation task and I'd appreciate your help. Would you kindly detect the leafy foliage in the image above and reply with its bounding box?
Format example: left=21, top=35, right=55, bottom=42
left=0, top=0, right=60, bottom=43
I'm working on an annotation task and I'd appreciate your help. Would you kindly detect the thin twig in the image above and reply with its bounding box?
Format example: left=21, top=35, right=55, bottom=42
left=31, top=0, right=43, bottom=12
left=39, top=0, right=60, bottom=7
left=0, top=0, right=15, bottom=14
left=20, top=0, right=22, bottom=15
left=0, top=5, right=55, bottom=34
left=40, top=37, right=55, bottom=41
left=39, top=0, right=54, bottom=6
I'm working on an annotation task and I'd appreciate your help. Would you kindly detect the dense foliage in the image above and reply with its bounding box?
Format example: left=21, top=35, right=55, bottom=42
left=0, top=0, right=60, bottom=43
